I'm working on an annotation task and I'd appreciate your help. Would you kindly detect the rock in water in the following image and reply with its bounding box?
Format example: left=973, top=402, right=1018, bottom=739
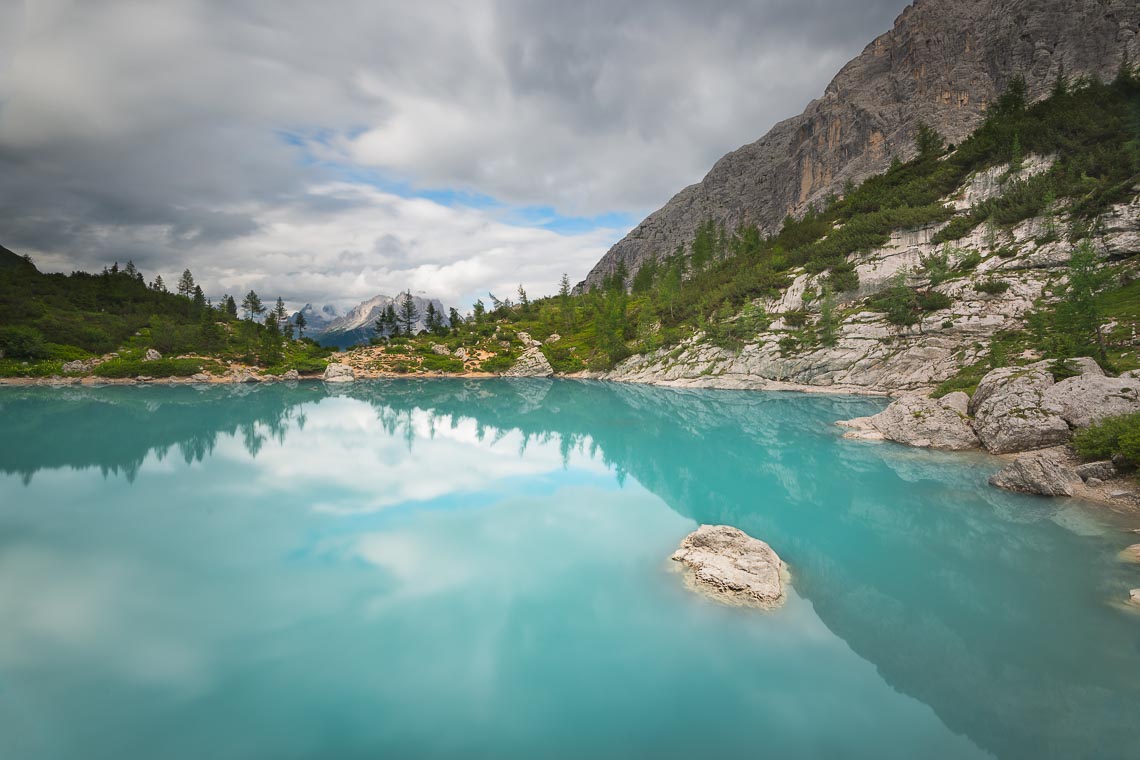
left=1120, top=544, right=1140, bottom=563
left=846, top=395, right=980, bottom=450
left=1129, top=589, right=1140, bottom=606
left=503, top=347, right=554, bottom=378
left=671, top=525, right=786, bottom=609
left=322, top=363, right=356, bottom=383
left=282, top=369, right=300, bottom=381
left=988, top=454, right=1080, bottom=497
left=969, top=367, right=1071, bottom=454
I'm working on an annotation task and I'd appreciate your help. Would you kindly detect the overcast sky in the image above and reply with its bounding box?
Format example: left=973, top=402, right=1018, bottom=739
left=0, top=0, right=906, bottom=312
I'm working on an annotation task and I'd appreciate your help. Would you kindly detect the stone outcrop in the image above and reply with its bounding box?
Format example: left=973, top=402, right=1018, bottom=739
left=670, top=525, right=786, bottom=609
left=143, top=348, right=162, bottom=361
left=1075, top=461, right=1116, bottom=482
left=580, top=0, right=1140, bottom=290
left=430, top=343, right=451, bottom=356
left=1043, top=375, right=1140, bottom=429
left=988, top=452, right=1080, bottom=497
left=503, top=347, right=554, bottom=378
left=839, top=395, right=979, bottom=450
left=322, top=363, right=356, bottom=383
left=969, top=367, right=1071, bottom=454
left=282, top=369, right=300, bottom=381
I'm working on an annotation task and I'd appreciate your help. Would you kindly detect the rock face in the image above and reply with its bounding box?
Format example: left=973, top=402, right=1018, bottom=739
left=841, top=395, right=979, bottom=450
left=503, top=347, right=554, bottom=378
left=579, top=0, right=1140, bottom=290
left=1043, top=375, right=1140, bottom=429
left=671, top=525, right=786, bottom=609
left=1075, top=460, right=1116, bottom=482
left=988, top=453, right=1079, bottom=496
left=969, top=367, right=1071, bottom=454
left=322, top=363, right=356, bottom=383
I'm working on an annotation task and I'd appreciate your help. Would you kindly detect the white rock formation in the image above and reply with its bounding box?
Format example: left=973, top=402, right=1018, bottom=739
left=503, top=347, right=554, bottom=377
left=671, top=525, right=786, bottom=609
left=839, top=395, right=979, bottom=450
left=322, top=363, right=356, bottom=383
left=144, top=348, right=162, bottom=361
left=1043, top=375, right=1140, bottom=429
left=988, top=453, right=1080, bottom=497
left=969, top=367, right=1071, bottom=454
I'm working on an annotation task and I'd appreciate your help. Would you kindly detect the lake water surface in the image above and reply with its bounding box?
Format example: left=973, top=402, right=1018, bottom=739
left=1, top=379, right=1138, bottom=759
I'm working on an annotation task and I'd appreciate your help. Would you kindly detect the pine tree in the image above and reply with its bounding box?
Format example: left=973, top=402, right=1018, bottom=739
left=192, top=285, right=207, bottom=310
left=818, top=287, right=838, bottom=347
left=225, top=295, right=238, bottom=319
left=177, top=269, right=196, bottom=298
left=273, top=297, right=288, bottom=324
left=384, top=303, right=399, bottom=336
left=241, top=290, right=265, bottom=321
left=398, top=292, right=419, bottom=335
left=516, top=284, right=529, bottom=313
left=151, top=275, right=167, bottom=292
left=124, top=260, right=139, bottom=280
left=1009, top=132, right=1023, bottom=174
left=448, top=307, right=462, bottom=332
left=294, top=309, right=307, bottom=339
left=914, top=122, right=944, bottom=159
left=472, top=299, right=486, bottom=324
left=558, top=273, right=575, bottom=329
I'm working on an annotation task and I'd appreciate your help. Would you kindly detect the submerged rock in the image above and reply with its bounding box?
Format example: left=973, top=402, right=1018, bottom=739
left=988, top=453, right=1080, bottom=497
left=323, top=363, right=356, bottom=383
left=1130, top=589, right=1140, bottom=606
left=670, top=525, right=786, bottom=609
left=503, top=347, right=554, bottom=378
left=1120, top=544, right=1140, bottom=563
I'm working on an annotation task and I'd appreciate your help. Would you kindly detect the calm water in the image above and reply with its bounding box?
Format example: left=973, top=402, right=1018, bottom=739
left=1, top=379, right=1138, bottom=759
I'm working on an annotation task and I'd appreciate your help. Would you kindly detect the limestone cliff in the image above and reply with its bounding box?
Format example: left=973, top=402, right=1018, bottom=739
left=579, top=0, right=1139, bottom=291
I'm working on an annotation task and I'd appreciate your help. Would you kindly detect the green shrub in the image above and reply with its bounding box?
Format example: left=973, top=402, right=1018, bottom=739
left=542, top=344, right=585, bottom=374
left=931, top=215, right=981, bottom=245
left=421, top=353, right=464, bottom=373
left=974, top=279, right=1011, bottom=295
left=1071, top=412, right=1140, bottom=467
left=783, top=310, right=808, bottom=328
left=916, top=291, right=952, bottom=312
left=956, top=250, right=983, bottom=271
left=825, top=264, right=860, bottom=292
left=0, top=326, right=47, bottom=359
left=481, top=354, right=515, bottom=373
left=92, top=357, right=207, bottom=378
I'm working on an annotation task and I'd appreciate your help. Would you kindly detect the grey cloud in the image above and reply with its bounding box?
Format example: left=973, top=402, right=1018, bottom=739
left=0, top=0, right=907, bottom=303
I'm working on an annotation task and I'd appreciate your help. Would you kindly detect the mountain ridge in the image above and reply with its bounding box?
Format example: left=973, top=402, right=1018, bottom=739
left=579, top=0, right=1140, bottom=291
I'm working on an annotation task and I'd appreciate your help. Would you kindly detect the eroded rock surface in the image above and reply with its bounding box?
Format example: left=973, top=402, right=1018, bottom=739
left=1044, top=375, right=1140, bottom=429
left=503, top=347, right=554, bottom=378
left=969, top=367, right=1071, bottom=454
left=840, top=395, right=979, bottom=450
left=988, top=453, right=1080, bottom=497
left=323, top=363, right=356, bottom=383
left=671, top=525, right=786, bottom=609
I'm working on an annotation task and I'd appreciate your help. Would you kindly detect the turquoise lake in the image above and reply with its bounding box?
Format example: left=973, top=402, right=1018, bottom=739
left=1, top=379, right=1138, bottom=759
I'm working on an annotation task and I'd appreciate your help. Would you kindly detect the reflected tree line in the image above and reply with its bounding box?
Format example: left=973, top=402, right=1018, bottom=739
left=1, top=379, right=1139, bottom=758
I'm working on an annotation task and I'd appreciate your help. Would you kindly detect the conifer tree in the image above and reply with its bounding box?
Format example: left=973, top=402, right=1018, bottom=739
left=273, top=297, right=288, bottom=324
left=241, top=290, right=265, bottom=321
left=398, top=292, right=419, bottom=335
left=294, top=309, right=307, bottom=339
left=151, top=275, right=167, bottom=293
left=177, top=269, right=196, bottom=298
left=225, top=295, right=239, bottom=318
left=192, top=285, right=207, bottom=310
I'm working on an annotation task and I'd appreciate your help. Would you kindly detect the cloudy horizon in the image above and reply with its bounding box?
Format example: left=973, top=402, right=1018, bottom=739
left=0, top=0, right=907, bottom=313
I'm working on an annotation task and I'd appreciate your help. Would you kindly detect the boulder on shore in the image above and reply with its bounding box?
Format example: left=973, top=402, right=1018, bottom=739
left=969, top=367, right=1071, bottom=454
left=1043, top=374, right=1140, bottom=429
left=323, top=363, right=356, bottom=383
left=837, top=394, right=978, bottom=450
left=282, top=369, right=300, bottom=381
left=503, top=346, right=554, bottom=377
left=988, top=452, right=1080, bottom=496
left=671, top=525, right=786, bottom=609
left=1075, top=460, right=1116, bottom=482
